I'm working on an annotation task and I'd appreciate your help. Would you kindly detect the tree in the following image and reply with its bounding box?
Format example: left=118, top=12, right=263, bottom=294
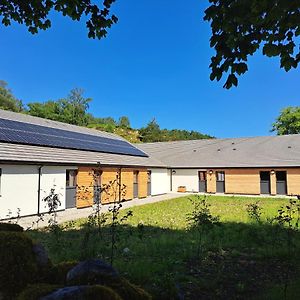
left=27, top=88, right=91, bottom=126
left=139, top=118, right=162, bottom=143
left=204, top=1, right=300, bottom=88
left=118, top=116, right=130, bottom=128
left=272, top=107, right=300, bottom=135
left=0, top=0, right=117, bottom=39
left=0, top=80, right=23, bottom=112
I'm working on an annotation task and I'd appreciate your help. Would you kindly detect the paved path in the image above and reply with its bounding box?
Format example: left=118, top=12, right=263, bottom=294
left=16, top=193, right=184, bottom=229
left=13, top=192, right=295, bottom=229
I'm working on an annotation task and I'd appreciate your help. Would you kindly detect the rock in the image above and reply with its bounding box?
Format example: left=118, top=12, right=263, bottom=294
left=32, top=243, right=50, bottom=268
left=40, top=285, right=121, bottom=300
left=66, top=259, right=119, bottom=286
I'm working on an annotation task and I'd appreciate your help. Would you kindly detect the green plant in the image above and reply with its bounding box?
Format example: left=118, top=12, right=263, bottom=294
left=186, top=195, right=219, bottom=258
left=0, top=222, right=23, bottom=232
left=0, top=231, right=38, bottom=298
left=246, top=201, right=262, bottom=224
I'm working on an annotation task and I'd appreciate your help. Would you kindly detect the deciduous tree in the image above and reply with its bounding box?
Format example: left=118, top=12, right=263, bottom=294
left=272, top=107, right=300, bottom=135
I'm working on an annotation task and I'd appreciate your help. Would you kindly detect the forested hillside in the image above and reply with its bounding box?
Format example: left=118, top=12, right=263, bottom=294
left=0, top=81, right=213, bottom=143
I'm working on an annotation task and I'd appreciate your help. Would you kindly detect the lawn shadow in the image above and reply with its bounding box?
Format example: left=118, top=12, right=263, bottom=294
left=27, top=220, right=300, bottom=300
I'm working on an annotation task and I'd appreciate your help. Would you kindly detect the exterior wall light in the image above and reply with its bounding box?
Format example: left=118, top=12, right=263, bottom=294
left=271, top=170, right=275, bottom=175
left=209, top=170, right=213, bottom=175
left=172, top=170, right=176, bottom=175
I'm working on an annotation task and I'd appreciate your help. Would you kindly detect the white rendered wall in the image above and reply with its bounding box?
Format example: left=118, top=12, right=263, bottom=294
left=0, top=164, right=70, bottom=219
left=0, top=165, right=39, bottom=218
left=171, top=169, right=199, bottom=192
left=150, top=168, right=170, bottom=195
left=39, top=166, right=68, bottom=213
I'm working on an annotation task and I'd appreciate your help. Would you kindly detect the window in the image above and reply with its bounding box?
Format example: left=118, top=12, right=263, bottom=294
left=216, top=171, right=225, bottom=182
left=94, top=170, right=102, bottom=187
left=260, top=171, right=270, bottom=181
left=66, top=170, right=77, bottom=187
left=199, top=171, right=207, bottom=181
left=147, top=171, right=151, bottom=183
left=133, top=171, right=139, bottom=184
left=276, top=171, right=287, bottom=181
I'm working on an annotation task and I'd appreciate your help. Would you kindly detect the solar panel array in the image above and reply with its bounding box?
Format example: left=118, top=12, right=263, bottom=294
left=0, top=118, right=148, bottom=157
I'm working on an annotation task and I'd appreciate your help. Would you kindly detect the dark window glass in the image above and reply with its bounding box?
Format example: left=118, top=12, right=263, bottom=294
left=147, top=171, right=151, bottom=183
left=216, top=171, right=225, bottom=182
left=94, top=170, right=102, bottom=186
left=260, top=171, right=270, bottom=181
left=133, top=171, right=139, bottom=184
left=199, top=171, right=207, bottom=181
left=276, top=171, right=287, bottom=181
left=66, top=170, right=77, bottom=187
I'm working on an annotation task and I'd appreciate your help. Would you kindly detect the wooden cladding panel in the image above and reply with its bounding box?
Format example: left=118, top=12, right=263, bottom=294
left=225, top=169, right=260, bottom=195
left=138, top=170, right=148, bottom=198
left=76, top=167, right=94, bottom=208
left=121, top=169, right=134, bottom=200
left=206, top=171, right=216, bottom=193
left=287, top=168, right=300, bottom=195
left=101, top=168, right=119, bottom=204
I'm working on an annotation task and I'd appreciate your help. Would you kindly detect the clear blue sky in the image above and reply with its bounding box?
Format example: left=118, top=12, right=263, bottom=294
left=0, top=1, right=299, bottom=138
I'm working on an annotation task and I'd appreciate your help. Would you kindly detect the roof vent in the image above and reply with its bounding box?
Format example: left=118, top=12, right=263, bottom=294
left=232, top=142, right=235, bottom=145
left=193, top=149, right=197, bottom=152
left=233, top=148, right=237, bottom=151
left=288, top=146, right=292, bottom=149
left=217, top=149, right=221, bottom=152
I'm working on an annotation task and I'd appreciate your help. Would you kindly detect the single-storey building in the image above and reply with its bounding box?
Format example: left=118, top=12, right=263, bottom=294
left=138, top=137, right=300, bottom=197
left=1, top=109, right=300, bottom=219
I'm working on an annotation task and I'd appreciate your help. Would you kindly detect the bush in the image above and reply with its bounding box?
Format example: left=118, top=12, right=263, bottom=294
left=0, top=231, right=38, bottom=298
left=0, top=222, right=23, bottom=232
left=45, top=261, right=79, bottom=285
left=17, top=284, right=61, bottom=300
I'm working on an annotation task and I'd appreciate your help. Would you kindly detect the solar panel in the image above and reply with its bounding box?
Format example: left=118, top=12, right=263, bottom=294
left=0, top=118, right=148, bottom=157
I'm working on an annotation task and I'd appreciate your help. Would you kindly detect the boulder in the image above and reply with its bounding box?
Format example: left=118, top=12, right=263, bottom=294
left=66, top=259, right=119, bottom=286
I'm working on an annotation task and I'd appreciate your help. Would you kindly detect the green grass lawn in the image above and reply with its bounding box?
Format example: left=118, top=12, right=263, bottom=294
left=28, top=195, right=300, bottom=299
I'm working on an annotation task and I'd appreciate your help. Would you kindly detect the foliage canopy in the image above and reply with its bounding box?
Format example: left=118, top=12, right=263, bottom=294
left=272, top=106, right=300, bottom=135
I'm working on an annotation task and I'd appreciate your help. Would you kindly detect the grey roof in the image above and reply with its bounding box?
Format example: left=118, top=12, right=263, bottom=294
left=136, top=135, right=300, bottom=168
left=0, top=109, right=165, bottom=168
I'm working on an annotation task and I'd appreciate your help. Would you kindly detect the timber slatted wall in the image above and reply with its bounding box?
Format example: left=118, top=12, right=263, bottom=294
left=76, top=167, right=148, bottom=207
left=76, top=167, right=94, bottom=208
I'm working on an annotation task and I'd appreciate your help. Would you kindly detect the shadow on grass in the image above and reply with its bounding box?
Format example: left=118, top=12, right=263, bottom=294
left=27, top=221, right=300, bottom=300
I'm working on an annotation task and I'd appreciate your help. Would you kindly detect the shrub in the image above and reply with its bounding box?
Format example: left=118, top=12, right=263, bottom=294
left=0, top=231, right=38, bottom=298
left=45, top=261, right=79, bottom=285
left=0, top=222, right=23, bottom=232
left=17, top=284, right=61, bottom=300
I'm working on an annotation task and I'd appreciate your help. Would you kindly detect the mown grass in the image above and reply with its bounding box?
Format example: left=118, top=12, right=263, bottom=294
left=28, top=195, right=300, bottom=299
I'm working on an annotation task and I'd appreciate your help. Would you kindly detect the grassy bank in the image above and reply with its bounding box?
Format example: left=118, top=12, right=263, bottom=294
left=28, top=195, right=300, bottom=299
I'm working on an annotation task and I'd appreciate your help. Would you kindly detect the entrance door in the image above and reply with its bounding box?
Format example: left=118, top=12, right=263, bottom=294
left=147, top=171, right=151, bottom=196
left=198, top=171, right=207, bottom=193
left=93, top=170, right=102, bottom=204
left=66, top=170, right=77, bottom=209
left=276, top=171, right=287, bottom=195
left=216, top=171, right=225, bottom=193
left=133, top=171, right=139, bottom=198
left=260, top=171, right=270, bottom=194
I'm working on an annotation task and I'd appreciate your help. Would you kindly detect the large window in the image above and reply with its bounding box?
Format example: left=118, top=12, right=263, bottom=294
left=66, top=170, right=77, bottom=187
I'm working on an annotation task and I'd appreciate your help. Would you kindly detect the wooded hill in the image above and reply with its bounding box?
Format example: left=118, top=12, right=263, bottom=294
left=0, top=81, right=213, bottom=143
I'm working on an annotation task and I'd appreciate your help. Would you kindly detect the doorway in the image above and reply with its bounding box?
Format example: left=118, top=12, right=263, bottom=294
left=276, top=171, right=287, bottom=195
left=133, top=171, right=139, bottom=198
left=216, top=171, right=225, bottom=193
left=66, top=170, right=77, bottom=209
left=198, top=171, right=207, bottom=193
left=260, top=171, right=271, bottom=194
